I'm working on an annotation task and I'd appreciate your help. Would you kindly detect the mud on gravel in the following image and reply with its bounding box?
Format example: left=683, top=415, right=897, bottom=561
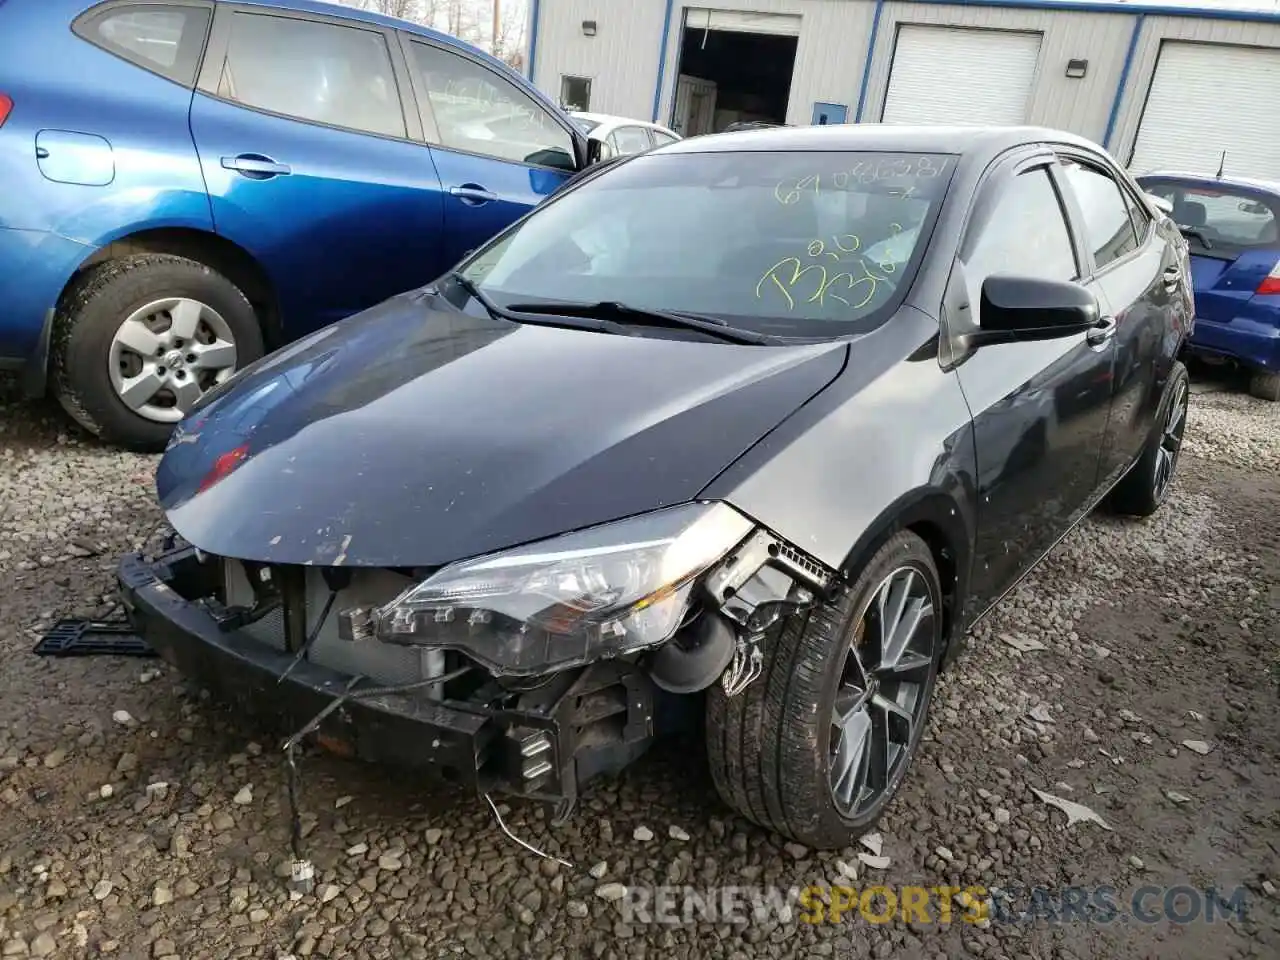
left=0, top=373, right=1276, bottom=960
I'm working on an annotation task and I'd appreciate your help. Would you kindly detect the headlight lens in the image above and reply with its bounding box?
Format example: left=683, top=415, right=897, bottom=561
left=374, top=502, right=753, bottom=676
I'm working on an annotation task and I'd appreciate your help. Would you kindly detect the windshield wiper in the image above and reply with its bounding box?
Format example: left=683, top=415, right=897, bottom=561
left=504, top=300, right=776, bottom=345
left=447, top=273, right=610, bottom=334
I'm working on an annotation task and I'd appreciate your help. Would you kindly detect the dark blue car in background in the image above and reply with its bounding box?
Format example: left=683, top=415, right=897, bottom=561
left=0, top=0, right=589, bottom=448
left=1137, top=172, right=1280, bottom=402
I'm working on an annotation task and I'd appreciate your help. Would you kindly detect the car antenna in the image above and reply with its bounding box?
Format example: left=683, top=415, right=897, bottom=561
left=1215, top=151, right=1226, bottom=179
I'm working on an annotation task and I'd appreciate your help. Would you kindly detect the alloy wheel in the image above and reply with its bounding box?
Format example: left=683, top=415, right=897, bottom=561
left=1153, top=379, right=1188, bottom=503
left=108, top=298, right=238, bottom=423
left=829, top=565, right=938, bottom=819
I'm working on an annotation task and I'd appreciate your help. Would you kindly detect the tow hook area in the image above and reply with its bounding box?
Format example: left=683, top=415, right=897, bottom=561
left=703, top=529, right=831, bottom=698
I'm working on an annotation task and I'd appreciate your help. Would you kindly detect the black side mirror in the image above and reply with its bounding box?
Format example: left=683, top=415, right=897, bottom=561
left=586, top=136, right=615, bottom=165
left=965, top=275, right=1100, bottom=349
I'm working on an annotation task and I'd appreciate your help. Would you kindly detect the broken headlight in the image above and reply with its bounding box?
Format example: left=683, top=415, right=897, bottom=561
left=373, top=502, right=753, bottom=676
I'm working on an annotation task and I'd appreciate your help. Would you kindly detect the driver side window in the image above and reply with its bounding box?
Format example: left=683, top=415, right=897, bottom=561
left=409, top=41, right=575, bottom=170
left=965, top=168, right=1077, bottom=286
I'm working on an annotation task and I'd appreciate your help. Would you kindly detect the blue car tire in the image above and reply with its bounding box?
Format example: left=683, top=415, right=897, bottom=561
left=51, top=254, right=264, bottom=451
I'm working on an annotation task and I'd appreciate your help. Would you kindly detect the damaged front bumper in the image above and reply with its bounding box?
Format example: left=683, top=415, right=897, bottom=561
left=116, top=546, right=664, bottom=811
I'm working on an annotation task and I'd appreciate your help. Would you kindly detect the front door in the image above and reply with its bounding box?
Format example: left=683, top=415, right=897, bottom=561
left=191, top=5, right=446, bottom=335
left=952, top=161, right=1117, bottom=612
left=402, top=37, right=576, bottom=266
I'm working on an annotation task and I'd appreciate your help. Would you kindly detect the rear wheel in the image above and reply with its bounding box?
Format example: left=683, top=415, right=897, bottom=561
left=706, top=531, right=943, bottom=849
left=52, top=254, right=263, bottom=451
left=1107, top=361, right=1190, bottom=517
left=1249, top=369, right=1280, bottom=402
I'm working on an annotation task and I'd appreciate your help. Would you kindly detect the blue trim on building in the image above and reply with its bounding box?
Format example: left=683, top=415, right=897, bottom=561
left=652, top=0, right=676, bottom=122
left=527, top=0, right=541, bottom=80
left=927, top=0, right=1280, bottom=23
left=630, top=0, right=1276, bottom=133
left=1103, top=14, right=1145, bottom=150
left=854, top=0, right=886, bottom=123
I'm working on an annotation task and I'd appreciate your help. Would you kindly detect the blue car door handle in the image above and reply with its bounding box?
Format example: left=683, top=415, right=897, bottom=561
left=221, top=154, right=291, bottom=178
left=449, top=184, right=498, bottom=205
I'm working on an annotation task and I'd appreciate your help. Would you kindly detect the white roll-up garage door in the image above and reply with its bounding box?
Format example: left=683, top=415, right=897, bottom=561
left=684, top=9, right=802, bottom=36
left=1129, top=42, right=1280, bottom=178
left=882, top=25, right=1042, bottom=125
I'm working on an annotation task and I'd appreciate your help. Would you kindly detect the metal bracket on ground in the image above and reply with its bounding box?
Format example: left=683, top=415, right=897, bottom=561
left=32, top=618, right=156, bottom=658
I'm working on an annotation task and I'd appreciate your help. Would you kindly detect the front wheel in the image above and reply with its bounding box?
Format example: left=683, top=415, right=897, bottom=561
left=706, top=531, right=943, bottom=849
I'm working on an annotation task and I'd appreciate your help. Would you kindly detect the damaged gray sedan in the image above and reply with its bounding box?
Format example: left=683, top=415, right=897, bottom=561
left=116, top=125, right=1192, bottom=849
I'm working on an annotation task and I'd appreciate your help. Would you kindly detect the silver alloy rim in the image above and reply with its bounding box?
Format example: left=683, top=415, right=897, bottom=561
left=1153, top=379, right=1188, bottom=502
left=829, top=565, right=937, bottom=819
left=107, top=298, right=238, bottom=423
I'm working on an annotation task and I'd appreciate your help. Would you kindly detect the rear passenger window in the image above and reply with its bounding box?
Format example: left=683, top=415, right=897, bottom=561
left=1122, top=188, right=1151, bottom=241
left=964, top=167, right=1078, bottom=289
left=1058, top=159, right=1139, bottom=270
left=213, top=13, right=405, bottom=139
left=613, top=127, right=653, bottom=156
left=74, top=2, right=211, bottom=85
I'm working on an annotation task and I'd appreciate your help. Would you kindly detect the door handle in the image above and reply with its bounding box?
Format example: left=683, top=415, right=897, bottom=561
left=1162, top=265, right=1182, bottom=290
left=449, top=184, right=498, bottom=205
left=221, top=154, right=291, bottom=178
left=1086, top=315, right=1117, bottom=348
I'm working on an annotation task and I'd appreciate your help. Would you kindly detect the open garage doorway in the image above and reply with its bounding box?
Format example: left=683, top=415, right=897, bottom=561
left=671, top=9, right=799, bottom=137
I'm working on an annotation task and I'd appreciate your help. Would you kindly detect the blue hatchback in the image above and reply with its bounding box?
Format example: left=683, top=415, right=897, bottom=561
left=1137, top=172, right=1280, bottom=401
left=0, top=0, right=589, bottom=447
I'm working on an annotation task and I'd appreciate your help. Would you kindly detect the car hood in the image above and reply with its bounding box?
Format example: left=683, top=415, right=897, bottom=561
left=157, top=291, right=847, bottom=567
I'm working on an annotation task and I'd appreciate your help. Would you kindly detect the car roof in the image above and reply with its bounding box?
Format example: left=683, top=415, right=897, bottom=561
left=661, top=123, right=1105, bottom=163
left=1135, top=170, right=1280, bottom=195
left=572, top=112, right=677, bottom=134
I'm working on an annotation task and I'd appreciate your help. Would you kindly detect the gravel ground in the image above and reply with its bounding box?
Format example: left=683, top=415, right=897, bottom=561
left=0, top=371, right=1277, bottom=960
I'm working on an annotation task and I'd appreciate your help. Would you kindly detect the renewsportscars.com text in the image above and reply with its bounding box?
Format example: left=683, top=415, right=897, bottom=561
left=618, top=884, right=1250, bottom=926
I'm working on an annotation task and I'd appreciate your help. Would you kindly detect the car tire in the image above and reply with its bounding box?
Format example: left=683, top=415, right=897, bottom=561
left=52, top=254, right=263, bottom=451
left=1248, top=370, right=1280, bottom=402
left=1106, top=360, right=1190, bottom=517
left=706, top=530, right=944, bottom=849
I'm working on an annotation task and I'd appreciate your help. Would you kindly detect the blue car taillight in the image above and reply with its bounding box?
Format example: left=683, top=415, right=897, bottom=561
left=1256, top=259, right=1280, bottom=296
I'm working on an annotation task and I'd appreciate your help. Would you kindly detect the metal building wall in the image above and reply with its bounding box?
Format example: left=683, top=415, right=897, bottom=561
left=1109, top=12, right=1280, bottom=164
left=861, top=2, right=1136, bottom=142
left=529, top=0, right=671, bottom=120
left=530, top=0, right=1280, bottom=162
left=652, top=0, right=879, bottom=127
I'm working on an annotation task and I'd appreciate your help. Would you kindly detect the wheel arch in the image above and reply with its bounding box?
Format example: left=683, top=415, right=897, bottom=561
left=59, top=226, right=281, bottom=344
left=835, top=487, right=974, bottom=665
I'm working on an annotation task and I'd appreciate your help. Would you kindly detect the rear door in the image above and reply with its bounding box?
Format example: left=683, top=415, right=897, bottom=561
left=401, top=36, right=577, bottom=266
left=1053, top=153, right=1173, bottom=488
left=1140, top=179, right=1280, bottom=328
left=190, top=4, right=445, bottom=335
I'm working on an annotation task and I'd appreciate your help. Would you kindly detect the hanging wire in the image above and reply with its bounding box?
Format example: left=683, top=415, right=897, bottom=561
left=485, top=793, right=574, bottom=869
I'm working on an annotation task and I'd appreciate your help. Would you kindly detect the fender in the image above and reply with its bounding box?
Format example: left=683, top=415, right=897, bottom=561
left=701, top=307, right=981, bottom=658
left=833, top=486, right=976, bottom=662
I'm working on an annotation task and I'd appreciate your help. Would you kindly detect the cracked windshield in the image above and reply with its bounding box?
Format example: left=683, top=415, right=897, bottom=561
left=463, top=151, right=957, bottom=336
